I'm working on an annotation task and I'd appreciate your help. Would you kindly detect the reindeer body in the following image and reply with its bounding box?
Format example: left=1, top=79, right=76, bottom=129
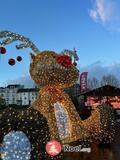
left=0, top=31, right=115, bottom=145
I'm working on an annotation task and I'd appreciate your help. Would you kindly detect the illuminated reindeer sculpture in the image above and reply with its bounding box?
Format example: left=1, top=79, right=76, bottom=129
left=0, top=31, right=115, bottom=145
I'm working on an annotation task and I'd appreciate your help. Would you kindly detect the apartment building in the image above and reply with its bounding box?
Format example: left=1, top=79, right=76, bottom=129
left=0, top=84, right=38, bottom=106
left=17, top=88, right=38, bottom=106
left=0, top=84, right=80, bottom=106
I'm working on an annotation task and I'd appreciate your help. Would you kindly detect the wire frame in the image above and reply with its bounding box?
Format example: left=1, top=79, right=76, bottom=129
left=0, top=31, right=40, bottom=54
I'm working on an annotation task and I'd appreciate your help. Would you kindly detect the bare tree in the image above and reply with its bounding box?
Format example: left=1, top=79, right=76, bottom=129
left=100, top=74, right=120, bottom=87
left=87, top=77, right=99, bottom=90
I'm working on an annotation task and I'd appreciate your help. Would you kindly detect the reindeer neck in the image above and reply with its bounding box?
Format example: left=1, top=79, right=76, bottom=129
left=40, top=85, right=64, bottom=93
left=32, top=85, right=65, bottom=114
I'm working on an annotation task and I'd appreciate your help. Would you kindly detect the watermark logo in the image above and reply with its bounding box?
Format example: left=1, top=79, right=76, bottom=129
left=46, top=140, right=62, bottom=156
left=63, top=144, right=91, bottom=153
left=46, top=140, right=91, bottom=156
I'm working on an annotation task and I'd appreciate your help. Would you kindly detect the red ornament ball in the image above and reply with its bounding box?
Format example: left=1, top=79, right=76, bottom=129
left=0, top=47, right=6, bottom=54
left=8, top=58, right=15, bottom=66
left=17, top=56, right=22, bottom=62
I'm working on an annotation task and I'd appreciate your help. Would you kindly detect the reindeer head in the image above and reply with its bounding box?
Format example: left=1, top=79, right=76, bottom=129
left=0, top=31, right=79, bottom=88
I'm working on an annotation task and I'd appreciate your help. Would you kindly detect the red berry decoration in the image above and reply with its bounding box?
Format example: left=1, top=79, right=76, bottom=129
left=0, top=47, right=6, bottom=54
left=8, top=58, right=15, bottom=66
left=17, top=56, right=22, bottom=62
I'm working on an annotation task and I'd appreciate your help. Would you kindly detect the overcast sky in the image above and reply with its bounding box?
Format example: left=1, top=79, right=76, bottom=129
left=1, top=0, right=120, bottom=87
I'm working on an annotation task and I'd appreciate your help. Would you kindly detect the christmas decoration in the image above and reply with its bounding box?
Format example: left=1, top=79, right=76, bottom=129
left=8, top=59, right=15, bottom=66
left=61, top=49, right=79, bottom=63
left=16, top=108, right=51, bottom=160
left=0, top=47, right=6, bottom=54
left=29, top=51, right=79, bottom=89
left=96, top=104, right=115, bottom=144
left=16, top=56, right=22, bottom=62
left=0, top=107, right=63, bottom=160
left=0, top=31, right=40, bottom=54
left=30, top=51, right=114, bottom=144
left=29, top=50, right=87, bottom=143
left=0, top=30, right=116, bottom=159
left=1, top=131, right=31, bottom=160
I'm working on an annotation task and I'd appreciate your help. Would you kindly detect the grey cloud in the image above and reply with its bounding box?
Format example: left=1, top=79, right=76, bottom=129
left=80, top=61, right=120, bottom=80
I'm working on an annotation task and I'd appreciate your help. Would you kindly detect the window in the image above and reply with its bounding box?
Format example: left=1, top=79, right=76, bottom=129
left=1, top=94, right=4, bottom=97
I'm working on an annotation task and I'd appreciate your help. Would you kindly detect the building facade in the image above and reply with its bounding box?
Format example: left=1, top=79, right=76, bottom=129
left=17, top=88, right=38, bottom=106
left=5, top=85, right=24, bottom=105
left=0, top=85, right=38, bottom=106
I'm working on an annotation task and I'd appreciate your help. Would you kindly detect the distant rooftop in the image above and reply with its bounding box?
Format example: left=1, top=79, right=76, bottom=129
left=6, top=84, right=24, bottom=88
left=17, top=88, right=39, bottom=93
left=0, top=87, right=5, bottom=89
left=80, top=85, right=120, bottom=97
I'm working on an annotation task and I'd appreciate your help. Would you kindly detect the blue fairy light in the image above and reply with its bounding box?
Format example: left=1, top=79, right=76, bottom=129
left=0, top=131, right=31, bottom=160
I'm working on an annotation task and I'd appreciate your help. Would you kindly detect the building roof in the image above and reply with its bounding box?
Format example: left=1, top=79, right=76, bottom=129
left=0, top=87, right=6, bottom=92
left=80, top=85, right=120, bottom=97
left=7, top=84, right=23, bottom=88
left=0, top=87, right=5, bottom=89
left=17, top=88, right=39, bottom=93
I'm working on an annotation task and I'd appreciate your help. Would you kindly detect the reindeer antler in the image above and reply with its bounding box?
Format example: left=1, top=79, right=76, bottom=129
left=0, top=31, right=40, bottom=54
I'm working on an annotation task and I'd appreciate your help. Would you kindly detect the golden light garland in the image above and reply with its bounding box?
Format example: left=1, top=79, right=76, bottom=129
left=30, top=51, right=79, bottom=88
left=30, top=50, right=116, bottom=145
left=32, top=85, right=87, bottom=144
left=0, top=45, right=116, bottom=159
left=0, top=29, right=115, bottom=147
left=0, top=108, right=53, bottom=159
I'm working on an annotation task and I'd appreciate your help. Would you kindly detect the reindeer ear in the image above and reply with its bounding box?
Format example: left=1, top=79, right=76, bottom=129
left=30, top=52, right=36, bottom=61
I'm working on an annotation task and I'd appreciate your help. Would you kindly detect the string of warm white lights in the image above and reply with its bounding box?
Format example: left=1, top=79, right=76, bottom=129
left=0, top=31, right=40, bottom=54
left=0, top=108, right=55, bottom=160
left=30, top=50, right=116, bottom=145
left=0, top=30, right=116, bottom=160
